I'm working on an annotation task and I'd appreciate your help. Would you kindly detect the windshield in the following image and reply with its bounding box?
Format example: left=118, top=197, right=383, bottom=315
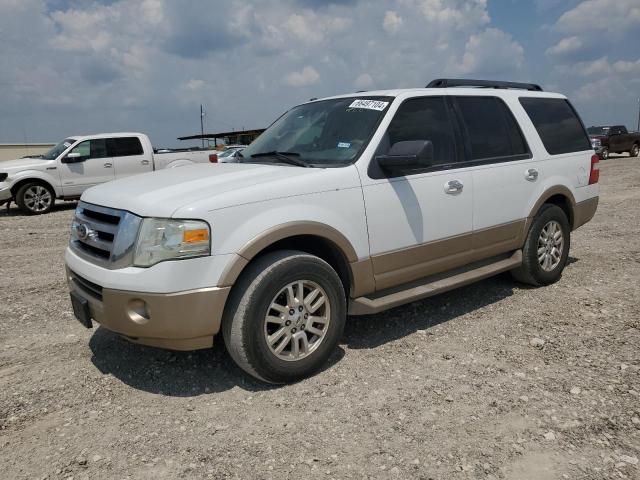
left=42, top=138, right=76, bottom=160
left=587, top=127, right=610, bottom=136
left=241, top=97, right=392, bottom=166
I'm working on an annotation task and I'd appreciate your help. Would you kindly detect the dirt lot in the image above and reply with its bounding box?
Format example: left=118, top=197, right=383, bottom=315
left=0, top=156, right=639, bottom=480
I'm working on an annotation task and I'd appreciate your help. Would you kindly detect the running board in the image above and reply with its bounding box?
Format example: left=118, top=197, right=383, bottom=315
left=348, top=250, right=522, bottom=315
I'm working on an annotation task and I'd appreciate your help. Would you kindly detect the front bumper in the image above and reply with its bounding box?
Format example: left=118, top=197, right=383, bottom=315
left=0, top=185, right=11, bottom=202
left=66, top=268, right=231, bottom=350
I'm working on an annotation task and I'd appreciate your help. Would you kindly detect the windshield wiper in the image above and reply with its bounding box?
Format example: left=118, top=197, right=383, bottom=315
left=249, top=151, right=310, bottom=168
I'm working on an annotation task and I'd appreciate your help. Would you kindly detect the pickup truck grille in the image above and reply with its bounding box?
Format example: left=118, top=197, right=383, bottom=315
left=70, top=201, right=142, bottom=269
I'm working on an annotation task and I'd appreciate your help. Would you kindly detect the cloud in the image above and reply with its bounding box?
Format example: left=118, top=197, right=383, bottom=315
left=284, top=66, right=321, bottom=87
left=557, top=0, right=640, bottom=34
left=354, top=73, right=373, bottom=89
left=459, top=28, right=524, bottom=75
left=383, top=11, right=403, bottom=35
left=546, top=36, right=583, bottom=57
left=185, top=79, right=205, bottom=91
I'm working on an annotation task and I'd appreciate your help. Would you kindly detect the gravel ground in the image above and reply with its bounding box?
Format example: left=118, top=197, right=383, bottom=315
left=0, top=155, right=639, bottom=480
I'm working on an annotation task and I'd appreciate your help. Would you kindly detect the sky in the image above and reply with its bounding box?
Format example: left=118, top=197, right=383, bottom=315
left=1, top=0, right=639, bottom=148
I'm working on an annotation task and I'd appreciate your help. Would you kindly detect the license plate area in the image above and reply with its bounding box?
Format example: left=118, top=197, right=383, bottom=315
left=70, top=291, right=92, bottom=328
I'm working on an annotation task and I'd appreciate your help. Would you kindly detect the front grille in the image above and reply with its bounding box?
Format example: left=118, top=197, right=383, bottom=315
left=70, top=201, right=142, bottom=269
left=69, top=270, right=103, bottom=300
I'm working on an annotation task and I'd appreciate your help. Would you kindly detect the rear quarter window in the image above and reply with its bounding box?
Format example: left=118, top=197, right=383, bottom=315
left=109, top=137, right=144, bottom=157
left=519, top=97, right=591, bottom=155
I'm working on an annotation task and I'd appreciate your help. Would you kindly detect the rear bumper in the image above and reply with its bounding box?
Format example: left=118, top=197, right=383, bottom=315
left=66, top=268, right=231, bottom=350
left=573, top=196, right=598, bottom=230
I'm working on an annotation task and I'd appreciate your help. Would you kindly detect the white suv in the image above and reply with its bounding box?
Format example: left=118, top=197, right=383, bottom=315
left=65, top=79, right=599, bottom=383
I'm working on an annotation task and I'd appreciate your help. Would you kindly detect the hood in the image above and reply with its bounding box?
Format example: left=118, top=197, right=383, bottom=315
left=0, top=157, right=56, bottom=172
left=81, top=162, right=360, bottom=218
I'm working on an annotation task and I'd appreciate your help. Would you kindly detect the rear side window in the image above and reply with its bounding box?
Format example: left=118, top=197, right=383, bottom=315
left=383, top=96, right=457, bottom=166
left=455, top=96, right=528, bottom=161
left=108, top=137, right=144, bottom=157
left=519, top=98, right=591, bottom=155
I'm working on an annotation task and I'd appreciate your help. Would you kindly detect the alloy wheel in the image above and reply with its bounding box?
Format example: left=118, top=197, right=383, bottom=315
left=23, top=185, right=52, bottom=213
left=537, top=220, right=564, bottom=272
left=264, top=280, right=331, bottom=361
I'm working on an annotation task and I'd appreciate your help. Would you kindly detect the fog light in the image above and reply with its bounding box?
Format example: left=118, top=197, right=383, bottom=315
left=127, top=299, right=150, bottom=325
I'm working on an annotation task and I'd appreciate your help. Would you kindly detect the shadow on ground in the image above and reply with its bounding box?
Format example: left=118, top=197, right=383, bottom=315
left=0, top=200, right=77, bottom=217
left=89, top=258, right=580, bottom=396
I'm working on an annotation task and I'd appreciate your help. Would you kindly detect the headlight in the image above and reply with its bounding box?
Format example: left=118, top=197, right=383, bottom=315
left=591, top=138, right=601, bottom=148
left=133, top=218, right=210, bottom=267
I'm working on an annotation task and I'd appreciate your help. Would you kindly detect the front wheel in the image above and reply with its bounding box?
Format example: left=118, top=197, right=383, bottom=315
left=511, top=204, right=570, bottom=286
left=15, top=182, right=55, bottom=215
left=222, top=250, right=346, bottom=384
left=599, top=147, right=609, bottom=160
left=630, top=143, right=639, bottom=157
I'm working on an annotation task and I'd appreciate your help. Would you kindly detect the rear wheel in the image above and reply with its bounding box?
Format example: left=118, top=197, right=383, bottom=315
left=222, top=250, right=346, bottom=384
left=15, top=182, right=55, bottom=215
left=630, top=143, right=639, bottom=157
left=511, top=204, right=570, bottom=286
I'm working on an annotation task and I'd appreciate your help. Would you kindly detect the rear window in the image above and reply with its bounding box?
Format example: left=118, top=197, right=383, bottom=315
left=519, top=98, right=591, bottom=155
left=455, top=96, right=528, bottom=161
left=108, top=137, right=144, bottom=157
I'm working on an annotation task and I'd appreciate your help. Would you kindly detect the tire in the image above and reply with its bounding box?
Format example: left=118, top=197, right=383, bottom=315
left=222, top=250, right=346, bottom=384
left=630, top=143, right=639, bottom=157
left=511, top=204, right=571, bottom=286
left=15, top=182, right=55, bottom=215
left=599, top=147, right=609, bottom=160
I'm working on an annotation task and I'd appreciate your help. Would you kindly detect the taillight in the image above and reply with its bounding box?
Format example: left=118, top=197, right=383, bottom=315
left=589, top=154, right=599, bottom=184
left=209, top=153, right=218, bottom=163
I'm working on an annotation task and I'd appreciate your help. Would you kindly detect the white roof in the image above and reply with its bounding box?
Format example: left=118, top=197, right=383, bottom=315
left=316, top=87, right=566, bottom=103
left=67, top=132, right=145, bottom=142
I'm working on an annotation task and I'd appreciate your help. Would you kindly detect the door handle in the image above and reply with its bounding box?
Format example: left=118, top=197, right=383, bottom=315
left=444, top=180, right=464, bottom=194
left=524, top=168, right=538, bottom=181
left=104, top=163, right=112, bottom=168
left=141, top=160, right=150, bottom=165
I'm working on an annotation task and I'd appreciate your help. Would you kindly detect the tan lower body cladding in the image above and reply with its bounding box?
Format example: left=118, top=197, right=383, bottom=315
left=369, top=220, right=526, bottom=291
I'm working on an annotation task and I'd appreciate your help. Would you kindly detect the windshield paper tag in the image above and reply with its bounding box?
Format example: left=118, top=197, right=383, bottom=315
left=337, top=142, right=351, bottom=148
left=349, top=99, right=389, bottom=111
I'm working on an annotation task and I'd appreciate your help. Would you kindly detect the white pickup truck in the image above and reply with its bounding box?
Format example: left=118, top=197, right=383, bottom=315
left=0, top=132, right=219, bottom=214
left=65, top=80, right=599, bottom=383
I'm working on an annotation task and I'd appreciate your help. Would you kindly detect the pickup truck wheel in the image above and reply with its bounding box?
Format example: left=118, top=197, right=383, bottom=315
left=16, top=182, right=55, bottom=215
left=630, top=144, right=639, bottom=157
left=511, top=204, right=570, bottom=286
left=599, top=147, right=609, bottom=160
left=222, top=250, right=346, bottom=384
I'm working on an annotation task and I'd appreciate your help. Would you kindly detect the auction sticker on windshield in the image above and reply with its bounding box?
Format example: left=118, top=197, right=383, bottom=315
left=348, top=99, right=389, bottom=111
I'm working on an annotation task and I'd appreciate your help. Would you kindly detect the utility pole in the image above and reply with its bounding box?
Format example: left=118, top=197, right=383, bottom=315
left=200, top=104, right=205, bottom=149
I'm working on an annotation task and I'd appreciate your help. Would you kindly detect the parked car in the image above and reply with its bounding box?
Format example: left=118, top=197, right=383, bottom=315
left=0, top=133, right=219, bottom=214
left=217, top=147, right=245, bottom=163
left=587, top=125, right=640, bottom=159
left=65, top=79, right=599, bottom=383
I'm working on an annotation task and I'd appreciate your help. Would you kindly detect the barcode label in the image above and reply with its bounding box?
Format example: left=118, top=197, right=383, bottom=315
left=348, top=99, right=389, bottom=111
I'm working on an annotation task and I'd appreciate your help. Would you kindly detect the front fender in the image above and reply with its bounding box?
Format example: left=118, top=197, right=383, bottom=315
left=8, top=170, right=62, bottom=196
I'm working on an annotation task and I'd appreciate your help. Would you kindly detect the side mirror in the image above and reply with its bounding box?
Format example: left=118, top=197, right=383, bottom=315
left=376, top=140, right=434, bottom=169
left=62, top=152, right=84, bottom=163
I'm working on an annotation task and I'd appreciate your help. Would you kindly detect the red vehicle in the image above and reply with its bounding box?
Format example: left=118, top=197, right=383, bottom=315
left=588, top=125, right=640, bottom=159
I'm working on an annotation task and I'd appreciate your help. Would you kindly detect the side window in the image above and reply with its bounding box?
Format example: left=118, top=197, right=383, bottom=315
left=455, top=96, right=528, bottom=161
left=69, top=139, right=108, bottom=159
left=70, top=141, right=90, bottom=158
left=382, top=96, right=457, bottom=166
left=109, top=137, right=144, bottom=157
left=519, top=97, right=591, bottom=155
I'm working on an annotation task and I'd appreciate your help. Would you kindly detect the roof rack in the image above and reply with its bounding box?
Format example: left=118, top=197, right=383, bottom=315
left=427, top=78, right=543, bottom=92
